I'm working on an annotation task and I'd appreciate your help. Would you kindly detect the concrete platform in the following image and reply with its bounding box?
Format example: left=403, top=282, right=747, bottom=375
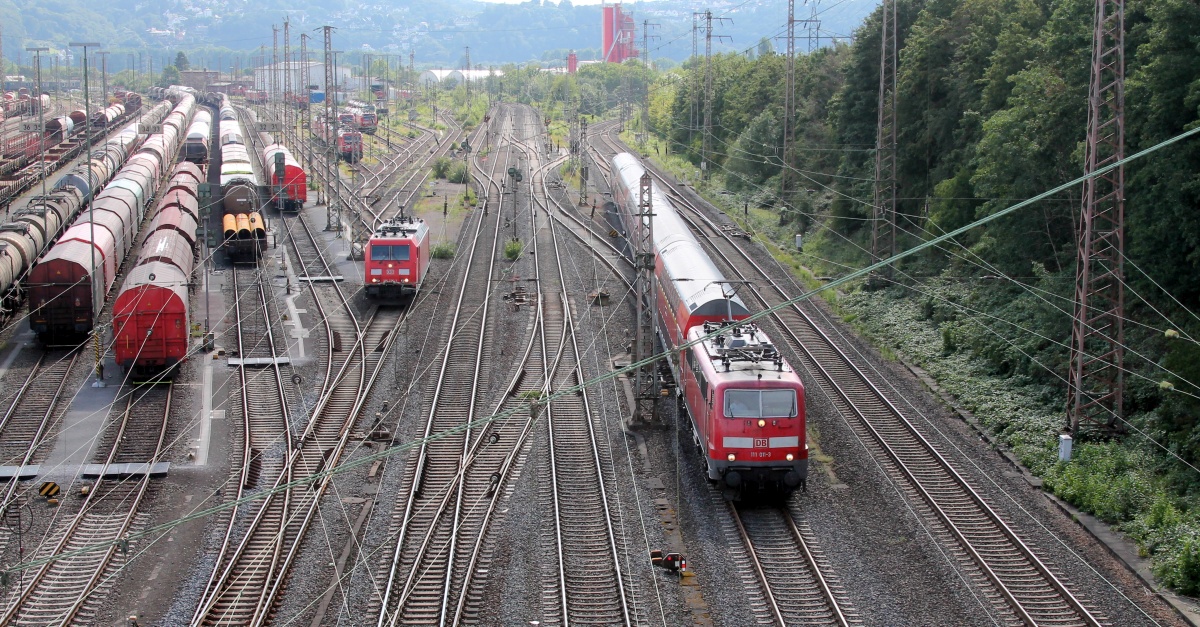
left=227, top=356, right=292, bottom=367
left=0, top=465, right=40, bottom=480
left=81, top=462, right=170, bottom=478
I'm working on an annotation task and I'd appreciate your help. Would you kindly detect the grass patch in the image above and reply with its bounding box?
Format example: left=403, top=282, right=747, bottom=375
left=431, top=243, right=455, bottom=259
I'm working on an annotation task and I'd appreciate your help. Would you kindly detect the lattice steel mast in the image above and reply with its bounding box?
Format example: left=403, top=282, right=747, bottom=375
left=871, top=0, right=898, bottom=278
left=1067, top=0, right=1126, bottom=435
left=633, top=171, right=658, bottom=424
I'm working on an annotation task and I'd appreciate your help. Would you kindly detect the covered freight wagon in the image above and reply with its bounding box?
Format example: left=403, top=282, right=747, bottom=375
left=262, top=144, right=306, bottom=211
left=113, top=261, right=191, bottom=374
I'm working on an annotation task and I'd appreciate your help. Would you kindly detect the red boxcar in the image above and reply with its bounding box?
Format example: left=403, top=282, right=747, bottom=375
left=113, top=261, right=191, bottom=373
left=364, top=217, right=429, bottom=299
left=27, top=228, right=116, bottom=338
left=262, top=144, right=306, bottom=211
left=113, top=161, right=199, bottom=375
left=148, top=203, right=200, bottom=247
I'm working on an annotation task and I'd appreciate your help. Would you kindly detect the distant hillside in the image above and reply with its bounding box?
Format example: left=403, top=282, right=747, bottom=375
left=0, top=0, right=875, bottom=69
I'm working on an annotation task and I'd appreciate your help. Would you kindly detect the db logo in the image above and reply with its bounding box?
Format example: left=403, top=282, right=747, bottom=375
left=754, top=438, right=767, bottom=448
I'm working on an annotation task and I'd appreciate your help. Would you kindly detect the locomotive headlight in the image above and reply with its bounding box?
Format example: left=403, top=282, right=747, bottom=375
left=786, top=453, right=795, bottom=461
left=758, top=419, right=766, bottom=428
left=727, top=453, right=736, bottom=462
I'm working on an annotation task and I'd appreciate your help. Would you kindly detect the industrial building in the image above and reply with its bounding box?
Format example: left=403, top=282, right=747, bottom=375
left=418, top=68, right=504, bottom=87
left=602, top=3, right=637, bottom=63
left=252, top=61, right=354, bottom=97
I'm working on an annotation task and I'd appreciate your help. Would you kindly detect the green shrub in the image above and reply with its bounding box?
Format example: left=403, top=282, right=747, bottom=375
left=448, top=161, right=469, bottom=184
left=432, top=156, right=452, bottom=178
left=504, top=238, right=523, bottom=261
left=431, top=243, right=455, bottom=259
left=1157, top=535, right=1200, bottom=596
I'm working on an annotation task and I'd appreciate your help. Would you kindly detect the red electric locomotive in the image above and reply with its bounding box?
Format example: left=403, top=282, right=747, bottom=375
left=363, top=216, right=429, bottom=299
left=610, top=152, right=808, bottom=496
left=313, top=115, right=363, bottom=163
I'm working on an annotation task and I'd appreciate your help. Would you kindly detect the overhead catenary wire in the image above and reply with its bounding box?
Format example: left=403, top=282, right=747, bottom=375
left=3, top=115, right=1196, bottom=582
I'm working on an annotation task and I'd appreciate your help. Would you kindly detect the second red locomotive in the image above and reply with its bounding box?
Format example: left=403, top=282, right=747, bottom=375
left=363, top=216, right=429, bottom=299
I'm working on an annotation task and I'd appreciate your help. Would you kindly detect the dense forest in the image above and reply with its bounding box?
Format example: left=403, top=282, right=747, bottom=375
left=620, top=0, right=1200, bottom=593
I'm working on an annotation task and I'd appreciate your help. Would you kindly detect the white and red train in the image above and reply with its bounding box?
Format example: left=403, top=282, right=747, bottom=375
left=610, top=152, right=808, bottom=496
left=363, top=216, right=430, bottom=299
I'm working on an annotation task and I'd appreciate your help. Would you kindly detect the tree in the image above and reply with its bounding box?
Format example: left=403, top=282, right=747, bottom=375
left=158, top=65, right=181, bottom=87
left=175, top=52, right=190, bottom=71
left=726, top=110, right=781, bottom=191
left=757, top=37, right=774, bottom=58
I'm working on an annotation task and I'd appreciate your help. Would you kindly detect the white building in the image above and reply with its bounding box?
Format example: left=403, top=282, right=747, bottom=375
left=253, top=61, right=354, bottom=97
left=418, top=68, right=503, bottom=87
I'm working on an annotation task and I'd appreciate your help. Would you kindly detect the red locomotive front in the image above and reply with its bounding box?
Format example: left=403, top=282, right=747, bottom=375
left=681, top=321, right=807, bottom=494
left=364, top=217, right=430, bottom=299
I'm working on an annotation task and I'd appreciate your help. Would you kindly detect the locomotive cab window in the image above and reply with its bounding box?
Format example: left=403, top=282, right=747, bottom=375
left=724, top=389, right=797, bottom=418
left=371, top=244, right=411, bottom=261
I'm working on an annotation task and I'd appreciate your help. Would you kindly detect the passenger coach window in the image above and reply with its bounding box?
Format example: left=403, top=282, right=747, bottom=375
left=724, top=389, right=797, bottom=418
left=371, top=245, right=411, bottom=261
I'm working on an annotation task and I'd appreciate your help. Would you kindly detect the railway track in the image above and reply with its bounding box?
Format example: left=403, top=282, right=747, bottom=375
left=0, top=382, right=173, bottom=625
left=730, top=503, right=859, bottom=626
left=593, top=127, right=1106, bottom=627
left=516, top=120, right=639, bottom=625
left=374, top=114, right=512, bottom=626
left=197, top=203, right=406, bottom=624
left=361, top=113, right=477, bottom=228
left=191, top=265, right=296, bottom=624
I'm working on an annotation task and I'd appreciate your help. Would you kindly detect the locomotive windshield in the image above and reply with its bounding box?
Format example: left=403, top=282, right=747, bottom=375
left=724, top=389, right=797, bottom=418
left=371, top=244, right=411, bottom=261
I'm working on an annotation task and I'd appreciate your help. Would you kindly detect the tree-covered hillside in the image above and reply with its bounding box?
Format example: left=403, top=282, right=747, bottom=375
left=0, top=0, right=875, bottom=70
left=641, top=0, right=1200, bottom=592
